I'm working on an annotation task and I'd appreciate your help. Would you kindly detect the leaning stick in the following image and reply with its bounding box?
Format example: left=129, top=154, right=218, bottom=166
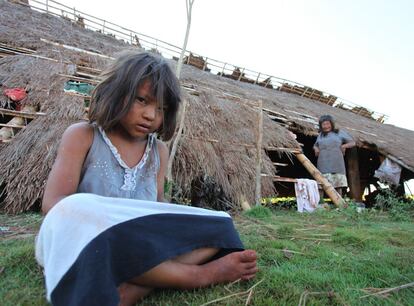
left=295, top=153, right=345, bottom=207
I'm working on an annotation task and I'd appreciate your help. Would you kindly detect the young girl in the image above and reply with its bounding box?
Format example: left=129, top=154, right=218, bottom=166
left=36, top=51, right=257, bottom=306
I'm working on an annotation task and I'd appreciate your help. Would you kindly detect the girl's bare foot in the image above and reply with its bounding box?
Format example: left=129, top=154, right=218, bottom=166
left=202, top=250, right=258, bottom=286
left=118, top=282, right=152, bottom=306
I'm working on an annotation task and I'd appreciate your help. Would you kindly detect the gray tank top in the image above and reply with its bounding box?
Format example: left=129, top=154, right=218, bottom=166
left=77, top=125, right=160, bottom=201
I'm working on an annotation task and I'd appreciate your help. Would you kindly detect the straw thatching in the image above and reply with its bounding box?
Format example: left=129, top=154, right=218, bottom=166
left=182, top=69, right=414, bottom=173
left=0, top=0, right=126, bottom=55
left=174, top=87, right=298, bottom=207
left=1, top=0, right=413, bottom=214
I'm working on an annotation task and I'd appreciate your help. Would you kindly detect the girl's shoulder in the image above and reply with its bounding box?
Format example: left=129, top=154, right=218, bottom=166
left=156, top=139, right=169, bottom=160
left=60, top=122, right=95, bottom=152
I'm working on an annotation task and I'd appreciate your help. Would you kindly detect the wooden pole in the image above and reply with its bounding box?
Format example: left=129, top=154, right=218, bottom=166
left=175, top=0, right=195, bottom=78
left=255, top=100, right=263, bottom=206
left=346, top=147, right=362, bottom=201
left=295, top=153, right=345, bottom=207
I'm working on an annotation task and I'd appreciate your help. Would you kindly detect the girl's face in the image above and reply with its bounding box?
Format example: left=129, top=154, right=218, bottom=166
left=321, top=120, right=332, bottom=133
left=119, top=80, right=164, bottom=140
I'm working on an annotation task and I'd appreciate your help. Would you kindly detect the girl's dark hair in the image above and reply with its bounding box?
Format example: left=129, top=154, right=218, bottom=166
left=89, top=51, right=181, bottom=141
left=318, top=114, right=339, bottom=135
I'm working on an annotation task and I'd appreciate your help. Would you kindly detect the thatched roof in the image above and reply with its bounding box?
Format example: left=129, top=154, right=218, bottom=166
left=182, top=69, right=414, bottom=173
left=0, top=0, right=126, bottom=55
left=0, top=0, right=413, bottom=214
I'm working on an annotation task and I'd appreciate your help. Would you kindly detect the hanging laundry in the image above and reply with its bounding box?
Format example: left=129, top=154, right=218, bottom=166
left=294, top=179, right=320, bottom=213
left=64, top=81, right=95, bottom=96
left=4, top=87, right=27, bottom=102
left=374, top=158, right=402, bottom=186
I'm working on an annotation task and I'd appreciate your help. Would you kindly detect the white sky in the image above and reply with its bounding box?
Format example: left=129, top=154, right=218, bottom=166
left=50, top=0, right=414, bottom=132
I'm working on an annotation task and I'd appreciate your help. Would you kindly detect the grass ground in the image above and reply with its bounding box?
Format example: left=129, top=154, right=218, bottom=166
left=1, top=206, right=413, bottom=305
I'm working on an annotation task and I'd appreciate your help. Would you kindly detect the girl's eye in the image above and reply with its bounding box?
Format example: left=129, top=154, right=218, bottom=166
left=135, top=97, right=146, bottom=104
left=157, top=105, right=168, bottom=113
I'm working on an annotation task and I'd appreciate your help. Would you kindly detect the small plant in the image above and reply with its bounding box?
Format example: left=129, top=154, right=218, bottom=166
left=244, top=205, right=272, bottom=219
left=375, top=189, right=414, bottom=222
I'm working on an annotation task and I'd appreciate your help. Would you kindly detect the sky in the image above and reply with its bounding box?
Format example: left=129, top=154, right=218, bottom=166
left=45, top=0, right=414, bottom=131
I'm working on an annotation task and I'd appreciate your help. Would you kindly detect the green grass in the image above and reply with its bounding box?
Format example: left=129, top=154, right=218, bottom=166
left=1, top=208, right=414, bottom=305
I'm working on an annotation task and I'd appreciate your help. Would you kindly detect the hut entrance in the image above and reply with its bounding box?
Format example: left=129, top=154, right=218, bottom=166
left=265, top=132, right=397, bottom=205
left=266, top=133, right=317, bottom=197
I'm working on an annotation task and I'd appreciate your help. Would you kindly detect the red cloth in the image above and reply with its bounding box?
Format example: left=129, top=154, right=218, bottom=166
left=4, top=88, right=27, bottom=102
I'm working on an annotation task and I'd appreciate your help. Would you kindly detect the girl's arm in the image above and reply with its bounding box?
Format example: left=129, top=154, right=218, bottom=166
left=156, top=140, right=169, bottom=202
left=41, top=122, right=93, bottom=214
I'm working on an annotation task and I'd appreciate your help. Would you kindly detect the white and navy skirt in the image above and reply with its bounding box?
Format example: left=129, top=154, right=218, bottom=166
left=35, top=193, right=243, bottom=306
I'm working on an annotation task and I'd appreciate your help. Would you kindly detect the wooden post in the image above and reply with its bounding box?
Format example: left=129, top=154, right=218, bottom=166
left=239, top=194, right=251, bottom=211
left=220, top=63, right=227, bottom=76
left=295, top=153, right=345, bottom=207
left=175, top=0, right=195, bottom=78
left=346, top=147, right=362, bottom=201
left=166, top=99, right=188, bottom=200
left=255, top=100, right=263, bottom=206
left=254, top=72, right=261, bottom=85
left=237, top=68, right=245, bottom=81
left=202, top=57, right=208, bottom=71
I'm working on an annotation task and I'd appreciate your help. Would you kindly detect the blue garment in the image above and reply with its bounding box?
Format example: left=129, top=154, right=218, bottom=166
left=314, top=130, right=353, bottom=175
left=77, top=124, right=159, bottom=201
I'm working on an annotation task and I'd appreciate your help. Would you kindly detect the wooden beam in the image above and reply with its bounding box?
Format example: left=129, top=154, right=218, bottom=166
left=266, top=114, right=288, bottom=122
left=284, top=109, right=318, bottom=120
left=0, top=43, right=35, bottom=54
left=262, top=107, right=288, bottom=119
left=346, top=126, right=377, bottom=137
left=255, top=100, right=263, bottom=206
left=295, top=153, right=345, bottom=207
left=346, top=147, right=362, bottom=201
left=40, top=38, right=113, bottom=59
left=272, top=162, right=289, bottom=167
left=266, top=146, right=301, bottom=154
left=261, top=174, right=298, bottom=183
left=58, top=74, right=99, bottom=84
left=0, top=123, right=25, bottom=129
left=0, top=108, right=46, bottom=119
left=261, top=174, right=322, bottom=184
left=75, top=71, right=102, bottom=79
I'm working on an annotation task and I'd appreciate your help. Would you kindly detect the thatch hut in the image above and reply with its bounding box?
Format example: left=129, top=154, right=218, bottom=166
left=1, top=0, right=413, bottom=213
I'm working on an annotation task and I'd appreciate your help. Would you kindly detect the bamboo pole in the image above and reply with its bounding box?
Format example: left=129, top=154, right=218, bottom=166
left=167, top=99, right=187, bottom=181
left=0, top=107, right=46, bottom=119
left=295, top=153, right=345, bottom=207
left=175, top=0, right=195, bottom=78
left=255, top=100, right=263, bottom=206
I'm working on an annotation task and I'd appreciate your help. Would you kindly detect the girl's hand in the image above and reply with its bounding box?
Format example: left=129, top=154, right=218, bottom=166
left=313, top=147, right=320, bottom=157
left=341, top=144, right=347, bottom=155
